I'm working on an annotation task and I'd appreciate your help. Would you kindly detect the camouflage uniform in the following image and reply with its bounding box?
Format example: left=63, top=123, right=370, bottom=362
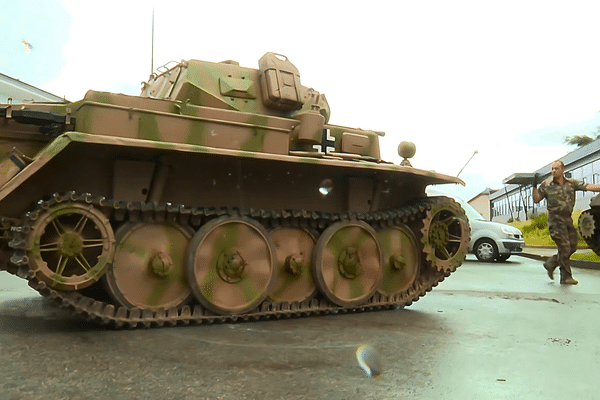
left=537, top=177, right=588, bottom=280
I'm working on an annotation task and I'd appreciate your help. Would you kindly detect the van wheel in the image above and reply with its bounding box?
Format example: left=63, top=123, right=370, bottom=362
left=474, top=239, right=498, bottom=262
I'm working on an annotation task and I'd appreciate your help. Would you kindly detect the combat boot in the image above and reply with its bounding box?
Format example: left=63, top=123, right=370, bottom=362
left=543, top=258, right=557, bottom=280
left=560, top=276, right=578, bottom=285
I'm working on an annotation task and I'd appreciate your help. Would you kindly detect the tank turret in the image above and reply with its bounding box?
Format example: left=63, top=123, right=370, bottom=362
left=141, top=52, right=331, bottom=121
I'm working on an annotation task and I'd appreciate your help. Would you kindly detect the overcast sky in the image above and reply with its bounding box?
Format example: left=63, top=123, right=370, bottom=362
left=2, top=0, right=599, bottom=201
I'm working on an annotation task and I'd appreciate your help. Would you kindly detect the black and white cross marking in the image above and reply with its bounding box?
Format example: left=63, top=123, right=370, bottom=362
left=313, top=128, right=336, bottom=154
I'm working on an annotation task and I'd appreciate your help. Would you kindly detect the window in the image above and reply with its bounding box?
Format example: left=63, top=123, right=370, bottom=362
left=571, top=167, right=583, bottom=181
left=582, top=163, right=594, bottom=197
left=593, top=159, right=600, bottom=176
left=583, top=163, right=593, bottom=178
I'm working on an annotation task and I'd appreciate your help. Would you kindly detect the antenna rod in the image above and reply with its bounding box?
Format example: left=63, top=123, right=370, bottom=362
left=151, top=7, right=155, bottom=74
left=457, top=150, right=478, bottom=177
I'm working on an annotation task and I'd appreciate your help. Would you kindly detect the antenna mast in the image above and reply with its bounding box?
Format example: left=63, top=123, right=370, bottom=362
left=457, top=150, right=478, bottom=177
left=151, top=7, right=155, bottom=74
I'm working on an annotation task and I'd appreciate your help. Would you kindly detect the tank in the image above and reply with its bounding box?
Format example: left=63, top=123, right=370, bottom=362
left=578, top=195, right=600, bottom=254
left=0, top=52, right=469, bottom=328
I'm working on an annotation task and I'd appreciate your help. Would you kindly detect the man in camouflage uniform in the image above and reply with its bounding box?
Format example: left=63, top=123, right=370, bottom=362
left=533, top=160, right=600, bottom=284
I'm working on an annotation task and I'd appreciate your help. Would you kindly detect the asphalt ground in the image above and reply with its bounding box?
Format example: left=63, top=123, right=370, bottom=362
left=2, top=255, right=600, bottom=400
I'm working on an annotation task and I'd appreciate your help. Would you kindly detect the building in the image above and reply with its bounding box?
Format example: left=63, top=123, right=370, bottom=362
left=490, top=138, right=600, bottom=222
left=468, top=188, right=496, bottom=220
left=0, top=72, right=65, bottom=104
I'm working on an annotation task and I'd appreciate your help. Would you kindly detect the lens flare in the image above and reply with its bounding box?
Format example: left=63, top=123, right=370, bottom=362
left=356, top=344, right=383, bottom=379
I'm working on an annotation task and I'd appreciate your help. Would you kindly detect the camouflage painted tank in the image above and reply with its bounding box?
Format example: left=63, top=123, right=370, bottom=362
left=0, top=52, right=469, bottom=328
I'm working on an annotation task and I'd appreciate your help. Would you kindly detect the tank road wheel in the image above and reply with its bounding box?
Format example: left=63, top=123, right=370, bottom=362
left=186, top=216, right=275, bottom=315
left=421, top=198, right=470, bottom=272
left=269, top=227, right=318, bottom=303
left=103, top=222, right=193, bottom=310
left=578, top=210, right=596, bottom=240
left=313, top=221, right=383, bottom=307
left=26, top=203, right=116, bottom=291
left=376, top=223, right=421, bottom=297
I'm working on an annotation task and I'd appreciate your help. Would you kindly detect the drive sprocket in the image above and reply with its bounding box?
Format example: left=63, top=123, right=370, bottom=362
left=420, top=196, right=469, bottom=272
left=578, top=210, right=596, bottom=239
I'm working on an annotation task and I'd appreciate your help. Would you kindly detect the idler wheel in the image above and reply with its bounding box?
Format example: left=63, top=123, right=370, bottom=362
left=103, top=222, right=193, bottom=309
left=313, top=220, right=382, bottom=306
left=377, top=223, right=420, bottom=296
left=268, top=227, right=318, bottom=303
left=186, top=216, right=275, bottom=315
left=26, top=202, right=116, bottom=291
left=421, top=197, right=470, bottom=272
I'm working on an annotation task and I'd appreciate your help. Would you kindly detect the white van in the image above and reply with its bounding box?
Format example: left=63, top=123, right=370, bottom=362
left=458, top=198, right=525, bottom=262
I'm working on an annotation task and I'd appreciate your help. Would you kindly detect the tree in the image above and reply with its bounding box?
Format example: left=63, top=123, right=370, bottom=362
left=564, top=126, right=600, bottom=147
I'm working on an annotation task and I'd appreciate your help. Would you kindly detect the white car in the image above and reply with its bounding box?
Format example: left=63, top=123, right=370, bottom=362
left=459, top=200, right=525, bottom=262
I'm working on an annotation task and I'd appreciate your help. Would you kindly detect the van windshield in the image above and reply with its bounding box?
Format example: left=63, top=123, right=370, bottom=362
left=458, top=201, right=486, bottom=221
left=426, top=188, right=486, bottom=221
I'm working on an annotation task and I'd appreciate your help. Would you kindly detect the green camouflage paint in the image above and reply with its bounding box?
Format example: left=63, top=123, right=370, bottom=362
left=138, top=113, right=164, bottom=142
left=185, top=118, right=208, bottom=147
left=378, top=228, right=413, bottom=294
left=326, top=225, right=371, bottom=297
left=200, top=222, right=262, bottom=306
left=270, top=262, right=303, bottom=298
left=144, top=224, right=189, bottom=307
left=242, top=127, right=266, bottom=153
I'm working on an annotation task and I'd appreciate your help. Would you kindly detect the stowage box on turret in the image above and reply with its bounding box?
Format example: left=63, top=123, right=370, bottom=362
left=0, top=53, right=469, bottom=328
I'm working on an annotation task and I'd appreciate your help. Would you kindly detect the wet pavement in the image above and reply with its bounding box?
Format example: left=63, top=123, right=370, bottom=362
left=2, top=255, right=600, bottom=400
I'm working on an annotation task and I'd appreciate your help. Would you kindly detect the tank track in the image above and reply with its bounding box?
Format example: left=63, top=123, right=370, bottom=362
left=585, top=236, right=600, bottom=257
left=4, top=192, right=455, bottom=329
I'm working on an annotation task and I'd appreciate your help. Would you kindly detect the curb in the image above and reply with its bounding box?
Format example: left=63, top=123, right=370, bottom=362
left=522, top=245, right=590, bottom=250
left=516, top=252, right=600, bottom=270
